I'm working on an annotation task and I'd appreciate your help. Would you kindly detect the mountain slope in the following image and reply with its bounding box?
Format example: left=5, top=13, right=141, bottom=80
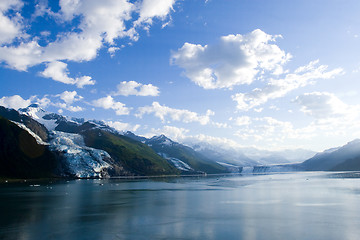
left=0, top=106, right=49, bottom=142
left=82, top=130, right=179, bottom=176
left=0, top=105, right=180, bottom=177
left=301, top=140, right=360, bottom=171
left=0, top=116, right=57, bottom=178
left=145, top=135, right=228, bottom=174
left=331, top=156, right=360, bottom=171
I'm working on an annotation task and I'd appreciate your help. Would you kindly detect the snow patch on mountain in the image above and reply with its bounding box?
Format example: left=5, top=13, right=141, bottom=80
left=149, top=135, right=175, bottom=146
left=11, top=121, right=49, bottom=145
left=49, top=131, right=112, bottom=178
left=158, top=152, right=193, bottom=171
left=19, top=104, right=58, bottom=130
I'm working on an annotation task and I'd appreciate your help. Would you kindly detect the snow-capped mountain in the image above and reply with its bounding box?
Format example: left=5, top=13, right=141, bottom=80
left=0, top=105, right=178, bottom=178
left=19, top=104, right=60, bottom=131
left=2, top=104, right=360, bottom=179
left=19, top=104, right=117, bottom=134
left=144, top=134, right=229, bottom=174
left=147, top=134, right=177, bottom=147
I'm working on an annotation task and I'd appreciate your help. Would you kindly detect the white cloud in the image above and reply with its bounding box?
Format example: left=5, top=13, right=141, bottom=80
left=234, top=116, right=300, bottom=146
left=40, top=61, right=95, bottom=88
left=185, top=134, right=243, bottom=150
left=144, top=125, right=244, bottom=150
left=234, top=116, right=251, bottom=126
left=230, top=111, right=360, bottom=151
left=135, top=0, right=176, bottom=26
left=0, top=0, right=178, bottom=72
left=0, top=95, right=31, bottom=109
left=171, top=29, right=291, bottom=89
left=69, top=106, right=83, bottom=112
left=108, top=46, right=121, bottom=57
left=0, top=92, right=85, bottom=113
left=232, top=60, right=344, bottom=111
left=114, top=81, right=160, bottom=96
left=51, top=90, right=84, bottom=112
left=294, top=92, right=360, bottom=119
left=0, top=0, right=24, bottom=45
left=57, top=91, right=83, bottom=104
left=106, top=121, right=140, bottom=132
left=212, top=122, right=230, bottom=128
left=34, top=96, right=51, bottom=108
left=136, top=101, right=214, bottom=125
left=144, top=125, right=189, bottom=141
left=92, top=96, right=130, bottom=115
left=55, top=103, right=84, bottom=112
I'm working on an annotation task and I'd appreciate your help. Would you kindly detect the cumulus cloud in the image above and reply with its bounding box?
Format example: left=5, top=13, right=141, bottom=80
left=171, top=29, right=291, bottom=89
left=57, top=91, right=83, bottom=104
left=294, top=92, right=360, bottom=119
left=54, top=103, right=84, bottom=112
left=34, top=96, right=51, bottom=108
left=0, top=0, right=178, bottom=78
left=40, top=61, right=95, bottom=88
left=136, top=0, right=176, bottom=26
left=51, top=90, right=84, bottom=112
left=114, top=81, right=160, bottom=96
left=0, top=0, right=24, bottom=45
left=92, top=96, right=130, bottom=115
left=136, top=102, right=214, bottom=125
left=0, top=95, right=31, bottom=109
left=232, top=60, right=344, bottom=111
left=106, top=120, right=140, bottom=132
left=0, top=92, right=85, bottom=113
left=144, top=125, right=189, bottom=141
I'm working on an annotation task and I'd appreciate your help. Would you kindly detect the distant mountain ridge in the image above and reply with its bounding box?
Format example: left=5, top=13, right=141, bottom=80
left=248, top=140, right=360, bottom=173
left=143, top=134, right=228, bottom=174
left=1, top=104, right=360, bottom=178
left=0, top=105, right=231, bottom=178
left=301, top=139, right=360, bottom=171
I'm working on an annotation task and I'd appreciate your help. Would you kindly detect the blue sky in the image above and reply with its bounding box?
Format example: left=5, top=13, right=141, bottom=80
left=1, top=0, right=360, bottom=151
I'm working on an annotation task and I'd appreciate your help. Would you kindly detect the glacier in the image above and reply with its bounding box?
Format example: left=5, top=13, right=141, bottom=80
left=49, top=131, right=112, bottom=178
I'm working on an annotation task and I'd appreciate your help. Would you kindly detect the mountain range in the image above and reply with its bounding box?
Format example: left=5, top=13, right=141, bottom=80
left=0, top=104, right=359, bottom=179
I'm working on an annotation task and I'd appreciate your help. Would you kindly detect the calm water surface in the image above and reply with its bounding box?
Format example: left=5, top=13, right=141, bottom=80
left=1, top=172, right=360, bottom=240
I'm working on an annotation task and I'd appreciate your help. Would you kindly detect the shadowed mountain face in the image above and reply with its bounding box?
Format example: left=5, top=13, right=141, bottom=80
left=143, top=135, right=228, bottom=174
left=301, top=140, right=360, bottom=171
left=3, top=104, right=360, bottom=179
left=0, top=106, right=179, bottom=178
left=82, top=130, right=179, bottom=176
left=0, top=117, right=57, bottom=178
left=0, top=106, right=49, bottom=142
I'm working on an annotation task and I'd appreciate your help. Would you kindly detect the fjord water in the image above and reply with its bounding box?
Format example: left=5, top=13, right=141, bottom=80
left=1, top=172, right=360, bottom=240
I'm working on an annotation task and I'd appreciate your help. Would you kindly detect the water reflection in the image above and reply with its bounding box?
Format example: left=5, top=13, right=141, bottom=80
left=0, top=172, right=360, bottom=239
